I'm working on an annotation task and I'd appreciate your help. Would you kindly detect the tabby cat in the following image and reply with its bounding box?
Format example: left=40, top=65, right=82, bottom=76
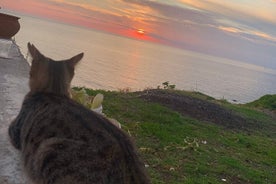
left=9, top=43, right=150, bottom=184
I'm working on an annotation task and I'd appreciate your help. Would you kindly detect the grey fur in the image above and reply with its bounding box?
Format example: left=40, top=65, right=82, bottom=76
left=9, top=43, right=150, bottom=184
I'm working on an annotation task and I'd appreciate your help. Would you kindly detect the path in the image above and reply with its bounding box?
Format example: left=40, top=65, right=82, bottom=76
left=0, top=39, right=29, bottom=184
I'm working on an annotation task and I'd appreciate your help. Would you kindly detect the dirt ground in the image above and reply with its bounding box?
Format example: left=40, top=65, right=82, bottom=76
left=138, top=89, right=266, bottom=131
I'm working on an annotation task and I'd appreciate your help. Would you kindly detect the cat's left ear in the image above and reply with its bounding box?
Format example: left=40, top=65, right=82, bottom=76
left=27, top=42, right=44, bottom=59
left=68, top=53, right=84, bottom=68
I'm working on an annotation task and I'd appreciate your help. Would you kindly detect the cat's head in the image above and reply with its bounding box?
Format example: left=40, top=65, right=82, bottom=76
left=27, top=43, right=84, bottom=96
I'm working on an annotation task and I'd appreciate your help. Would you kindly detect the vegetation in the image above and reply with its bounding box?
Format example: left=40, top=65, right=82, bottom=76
left=246, top=94, right=276, bottom=111
left=72, top=87, right=276, bottom=184
left=157, top=81, right=176, bottom=90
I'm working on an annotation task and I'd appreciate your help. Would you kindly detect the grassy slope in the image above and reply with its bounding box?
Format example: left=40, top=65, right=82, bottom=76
left=246, top=94, right=276, bottom=111
left=74, top=88, right=276, bottom=184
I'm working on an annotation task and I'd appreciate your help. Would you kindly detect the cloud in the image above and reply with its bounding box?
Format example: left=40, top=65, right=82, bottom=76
left=47, top=0, right=161, bottom=32
left=3, top=0, right=275, bottom=69
left=219, top=26, right=276, bottom=45
left=178, top=0, right=276, bottom=23
left=121, top=0, right=276, bottom=44
left=49, top=0, right=119, bottom=16
left=120, top=0, right=276, bottom=69
left=121, top=0, right=215, bottom=24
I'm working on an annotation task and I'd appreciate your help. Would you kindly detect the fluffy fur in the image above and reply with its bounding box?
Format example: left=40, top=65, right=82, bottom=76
left=9, top=43, right=150, bottom=184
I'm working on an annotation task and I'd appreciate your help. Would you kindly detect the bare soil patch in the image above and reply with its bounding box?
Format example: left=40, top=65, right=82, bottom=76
left=138, top=89, right=259, bottom=131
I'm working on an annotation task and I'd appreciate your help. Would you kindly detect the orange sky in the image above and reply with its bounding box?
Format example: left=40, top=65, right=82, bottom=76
left=1, top=0, right=276, bottom=42
left=1, top=0, right=276, bottom=68
left=1, top=0, right=157, bottom=41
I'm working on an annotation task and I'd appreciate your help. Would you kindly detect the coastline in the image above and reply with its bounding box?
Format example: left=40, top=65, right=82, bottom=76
left=11, top=13, right=275, bottom=104
left=0, top=40, right=29, bottom=184
left=0, top=40, right=275, bottom=183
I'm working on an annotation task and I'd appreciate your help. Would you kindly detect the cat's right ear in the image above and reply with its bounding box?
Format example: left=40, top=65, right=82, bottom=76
left=68, top=53, right=84, bottom=68
left=27, top=42, right=43, bottom=60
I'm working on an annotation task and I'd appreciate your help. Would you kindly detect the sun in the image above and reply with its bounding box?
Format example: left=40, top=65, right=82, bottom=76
left=137, top=29, right=145, bottom=35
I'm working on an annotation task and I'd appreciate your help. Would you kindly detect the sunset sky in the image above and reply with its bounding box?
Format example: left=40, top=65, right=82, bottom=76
left=1, top=0, right=276, bottom=69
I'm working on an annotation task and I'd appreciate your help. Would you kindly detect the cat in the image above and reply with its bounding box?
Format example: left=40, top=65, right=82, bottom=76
left=8, top=43, right=150, bottom=184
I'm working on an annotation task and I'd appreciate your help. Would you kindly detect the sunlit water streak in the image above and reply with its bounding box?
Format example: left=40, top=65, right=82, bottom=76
left=14, top=15, right=276, bottom=103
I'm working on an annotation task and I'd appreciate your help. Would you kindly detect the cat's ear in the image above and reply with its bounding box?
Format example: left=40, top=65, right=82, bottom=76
left=68, top=53, right=84, bottom=68
left=27, top=42, right=43, bottom=59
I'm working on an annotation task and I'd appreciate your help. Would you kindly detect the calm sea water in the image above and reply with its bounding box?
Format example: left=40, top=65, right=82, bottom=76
left=14, top=14, right=276, bottom=103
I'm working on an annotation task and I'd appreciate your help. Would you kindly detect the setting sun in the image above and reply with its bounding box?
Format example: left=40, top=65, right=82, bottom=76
left=137, top=29, right=145, bottom=35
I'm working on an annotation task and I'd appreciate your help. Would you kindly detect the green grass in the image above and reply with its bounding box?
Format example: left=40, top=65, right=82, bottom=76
left=246, top=94, right=276, bottom=111
left=224, top=103, right=276, bottom=137
left=73, top=87, right=276, bottom=184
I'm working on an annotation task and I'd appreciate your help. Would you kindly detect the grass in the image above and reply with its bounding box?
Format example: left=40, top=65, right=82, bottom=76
left=246, top=94, right=276, bottom=111
left=73, top=87, right=276, bottom=184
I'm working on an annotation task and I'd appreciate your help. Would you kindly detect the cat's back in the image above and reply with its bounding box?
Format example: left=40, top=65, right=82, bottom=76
left=22, top=92, right=121, bottom=143
left=9, top=43, right=150, bottom=183
left=20, top=93, right=149, bottom=184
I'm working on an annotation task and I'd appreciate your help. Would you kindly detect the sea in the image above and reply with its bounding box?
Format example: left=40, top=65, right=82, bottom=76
left=10, top=13, right=276, bottom=103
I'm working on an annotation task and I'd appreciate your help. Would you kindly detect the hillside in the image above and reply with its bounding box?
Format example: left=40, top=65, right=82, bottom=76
left=73, top=87, right=276, bottom=184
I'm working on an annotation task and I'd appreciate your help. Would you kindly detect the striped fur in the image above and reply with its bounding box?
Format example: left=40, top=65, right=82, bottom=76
left=9, top=43, right=150, bottom=184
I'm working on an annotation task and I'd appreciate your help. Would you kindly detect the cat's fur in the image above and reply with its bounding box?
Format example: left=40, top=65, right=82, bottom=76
left=9, top=43, right=150, bottom=184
